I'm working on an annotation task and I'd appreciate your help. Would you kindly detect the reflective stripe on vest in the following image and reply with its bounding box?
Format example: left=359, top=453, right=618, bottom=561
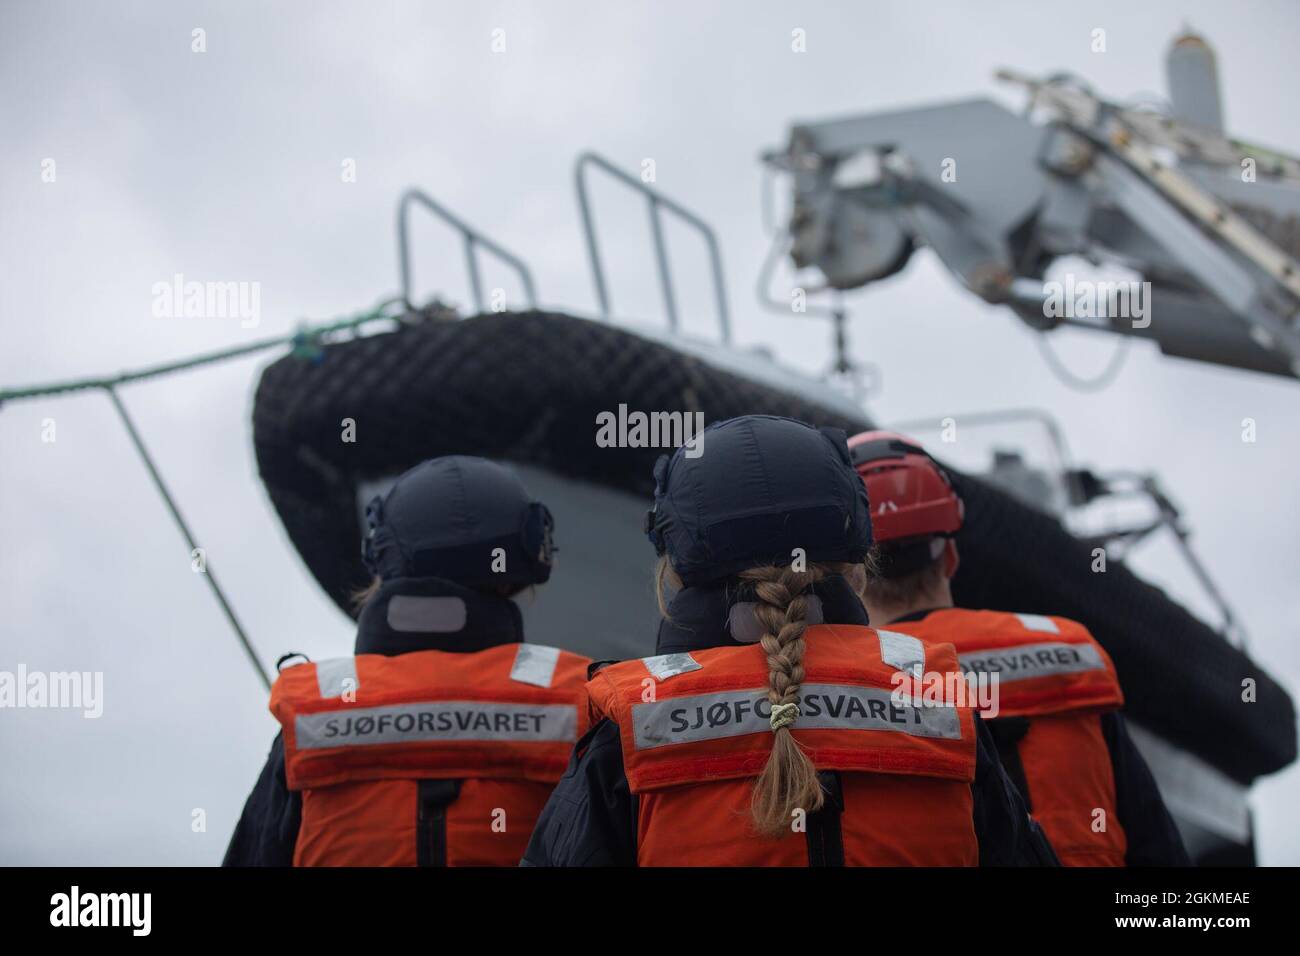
left=886, top=609, right=1124, bottom=718
left=587, top=624, right=976, bottom=793
left=270, top=643, right=591, bottom=791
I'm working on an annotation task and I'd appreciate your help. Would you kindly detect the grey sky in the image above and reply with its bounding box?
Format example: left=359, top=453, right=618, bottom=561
left=1, top=0, right=1297, bottom=864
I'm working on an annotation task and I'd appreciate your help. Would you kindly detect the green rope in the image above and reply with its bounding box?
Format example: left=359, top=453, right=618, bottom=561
left=0, top=298, right=403, bottom=404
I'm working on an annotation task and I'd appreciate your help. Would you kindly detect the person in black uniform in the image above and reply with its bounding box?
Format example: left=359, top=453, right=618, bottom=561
left=523, top=416, right=1059, bottom=866
left=224, top=455, right=579, bottom=867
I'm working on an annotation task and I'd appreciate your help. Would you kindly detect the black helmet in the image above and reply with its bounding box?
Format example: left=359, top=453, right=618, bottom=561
left=362, top=456, right=554, bottom=590
left=644, top=415, right=872, bottom=586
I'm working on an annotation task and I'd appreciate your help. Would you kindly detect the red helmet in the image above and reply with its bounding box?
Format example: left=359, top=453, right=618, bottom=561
left=847, top=430, right=964, bottom=544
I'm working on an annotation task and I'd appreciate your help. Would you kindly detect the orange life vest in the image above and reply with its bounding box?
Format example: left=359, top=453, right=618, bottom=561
left=269, top=643, right=590, bottom=866
left=586, top=624, right=978, bottom=866
left=883, top=609, right=1126, bottom=866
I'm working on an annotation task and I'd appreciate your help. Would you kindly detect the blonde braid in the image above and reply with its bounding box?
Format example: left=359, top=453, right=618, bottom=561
left=737, top=564, right=826, bottom=837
